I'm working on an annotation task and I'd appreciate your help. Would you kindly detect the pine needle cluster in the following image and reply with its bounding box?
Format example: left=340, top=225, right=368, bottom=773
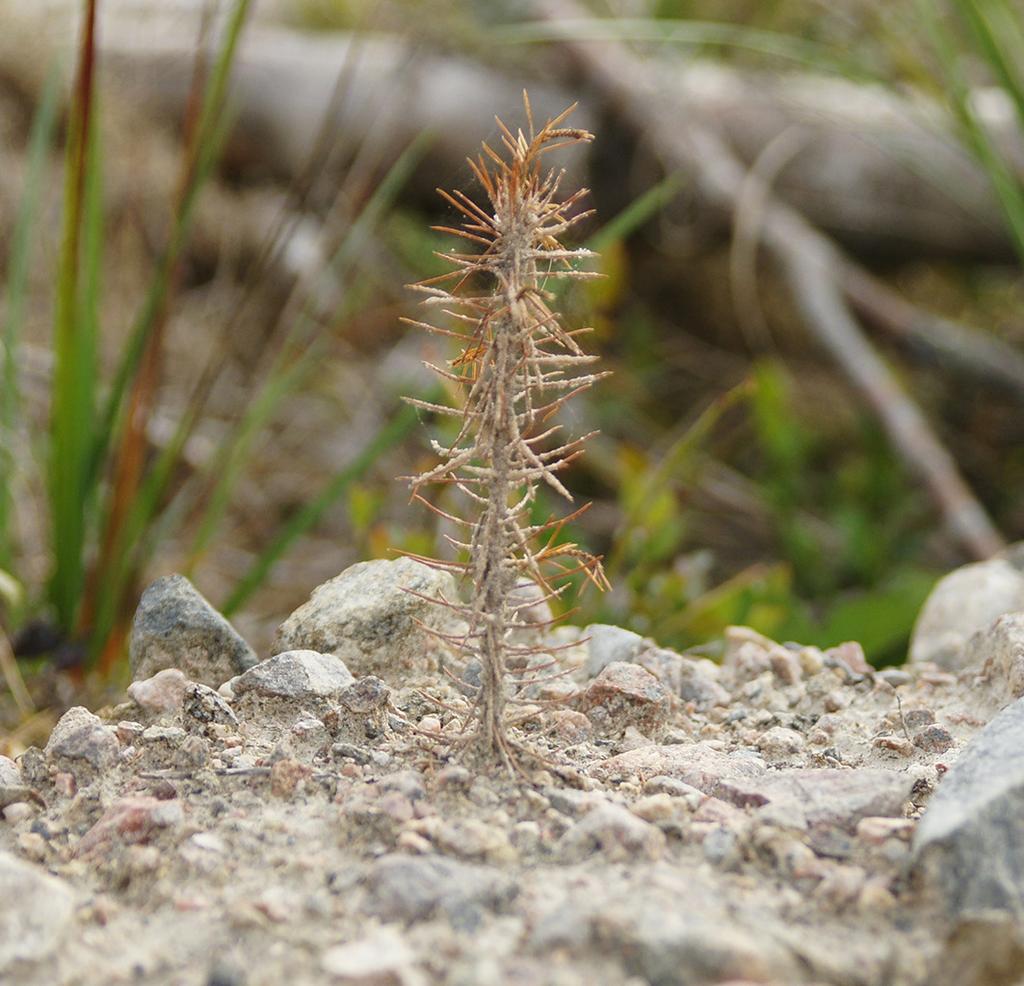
left=404, top=94, right=609, bottom=767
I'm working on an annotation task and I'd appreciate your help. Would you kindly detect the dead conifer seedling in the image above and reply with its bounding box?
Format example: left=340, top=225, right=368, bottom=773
left=403, top=94, right=609, bottom=768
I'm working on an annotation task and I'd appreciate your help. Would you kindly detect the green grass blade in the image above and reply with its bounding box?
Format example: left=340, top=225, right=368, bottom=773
left=183, top=132, right=431, bottom=573
left=604, top=381, right=751, bottom=583
left=89, top=0, right=252, bottom=487
left=920, top=0, right=1024, bottom=263
left=83, top=2, right=253, bottom=663
left=953, top=0, right=1024, bottom=126
left=221, top=402, right=420, bottom=617
left=0, top=68, right=60, bottom=572
left=48, top=0, right=100, bottom=632
left=183, top=346, right=323, bottom=571
left=586, top=172, right=687, bottom=254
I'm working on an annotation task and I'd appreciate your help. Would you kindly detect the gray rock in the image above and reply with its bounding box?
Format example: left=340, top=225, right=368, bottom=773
left=702, top=826, right=742, bottom=870
left=585, top=626, right=729, bottom=710
left=544, top=787, right=609, bottom=818
left=129, top=574, right=256, bottom=686
left=585, top=624, right=645, bottom=677
left=0, top=851, right=75, bottom=973
left=45, top=706, right=119, bottom=771
left=362, top=854, right=517, bottom=930
left=377, top=769, right=426, bottom=802
left=338, top=675, right=390, bottom=714
left=0, top=756, right=30, bottom=809
left=750, top=768, right=914, bottom=832
left=653, top=650, right=730, bottom=710
left=591, top=878, right=797, bottom=985
left=913, top=696, right=1024, bottom=917
left=910, top=559, right=1024, bottom=669
left=227, top=650, right=354, bottom=714
left=272, top=558, right=460, bottom=679
left=974, top=613, right=1024, bottom=708
left=558, top=803, right=666, bottom=862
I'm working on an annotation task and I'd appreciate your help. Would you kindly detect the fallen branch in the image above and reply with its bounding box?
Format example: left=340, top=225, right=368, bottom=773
left=840, top=265, right=1024, bottom=395
left=532, top=0, right=1004, bottom=559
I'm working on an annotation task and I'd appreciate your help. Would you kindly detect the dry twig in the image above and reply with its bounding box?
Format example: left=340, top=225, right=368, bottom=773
left=405, top=94, right=608, bottom=766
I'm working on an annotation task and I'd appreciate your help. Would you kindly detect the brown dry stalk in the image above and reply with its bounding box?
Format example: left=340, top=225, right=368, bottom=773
left=405, top=93, right=608, bottom=767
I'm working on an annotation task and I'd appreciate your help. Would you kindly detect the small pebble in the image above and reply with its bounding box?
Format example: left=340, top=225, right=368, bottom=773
left=116, top=721, right=145, bottom=744
left=873, top=735, right=915, bottom=757
left=913, top=724, right=954, bottom=753
left=877, top=668, right=912, bottom=687
left=757, top=726, right=805, bottom=757
left=903, top=709, right=936, bottom=730
left=3, top=802, right=34, bottom=824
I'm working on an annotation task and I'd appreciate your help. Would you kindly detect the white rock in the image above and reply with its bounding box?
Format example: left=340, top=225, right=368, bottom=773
left=321, top=927, right=422, bottom=984
left=227, top=650, right=354, bottom=714
left=0, top=851, right=74, bottom=972
left=910, top=559, right=1024, bottom=670
left=584, top=624, right=645, bottom=677
left=272, top=558, right=460, bottom=680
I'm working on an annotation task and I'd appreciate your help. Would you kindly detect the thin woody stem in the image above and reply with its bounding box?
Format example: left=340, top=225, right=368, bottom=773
left=406, top=95, right=608, bottom=766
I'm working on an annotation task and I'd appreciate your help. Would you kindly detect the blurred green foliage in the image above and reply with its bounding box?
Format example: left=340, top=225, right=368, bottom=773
left=11, top=0, right=1024, bottom=694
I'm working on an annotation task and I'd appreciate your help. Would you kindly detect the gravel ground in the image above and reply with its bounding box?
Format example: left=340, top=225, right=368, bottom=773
left=3, top=557, right=1024, bottom=986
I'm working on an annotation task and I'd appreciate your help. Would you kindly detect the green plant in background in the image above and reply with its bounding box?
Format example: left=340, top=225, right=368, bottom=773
left=919, top=0, right=1024, bottom=265
left=0, top=0, right=428, bottom=682
left=7, top=0, right=1017, bottom=700
left=0, top=70, right=61, bottom=601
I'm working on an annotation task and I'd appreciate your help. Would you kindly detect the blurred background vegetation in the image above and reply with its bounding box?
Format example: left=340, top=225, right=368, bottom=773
left=3, top=0, right=1024, bottom=740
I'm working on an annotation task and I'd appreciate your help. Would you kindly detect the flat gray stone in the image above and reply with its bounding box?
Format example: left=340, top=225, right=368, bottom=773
left=45, top=706, right=119, bottom=771
left=0, top=851, right=75, bottom=973
left=912, top=697, right=1024, bottom=917
left=588, top=870, right=798, bottom=986
left=361, top=854, right=517, bottom=930
left=751, top=768, right=914, bottom=832
left=272, top=558, right=460, bottom=680
left=227, top=650, right=354, bottom=713
left=129, top=574, right=256, bottom=687
left=910, top=559, right=1024, bottom=670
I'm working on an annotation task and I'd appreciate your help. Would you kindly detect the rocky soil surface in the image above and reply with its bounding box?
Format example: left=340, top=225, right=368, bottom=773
left=4, top=556, right=1024, bottom=985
